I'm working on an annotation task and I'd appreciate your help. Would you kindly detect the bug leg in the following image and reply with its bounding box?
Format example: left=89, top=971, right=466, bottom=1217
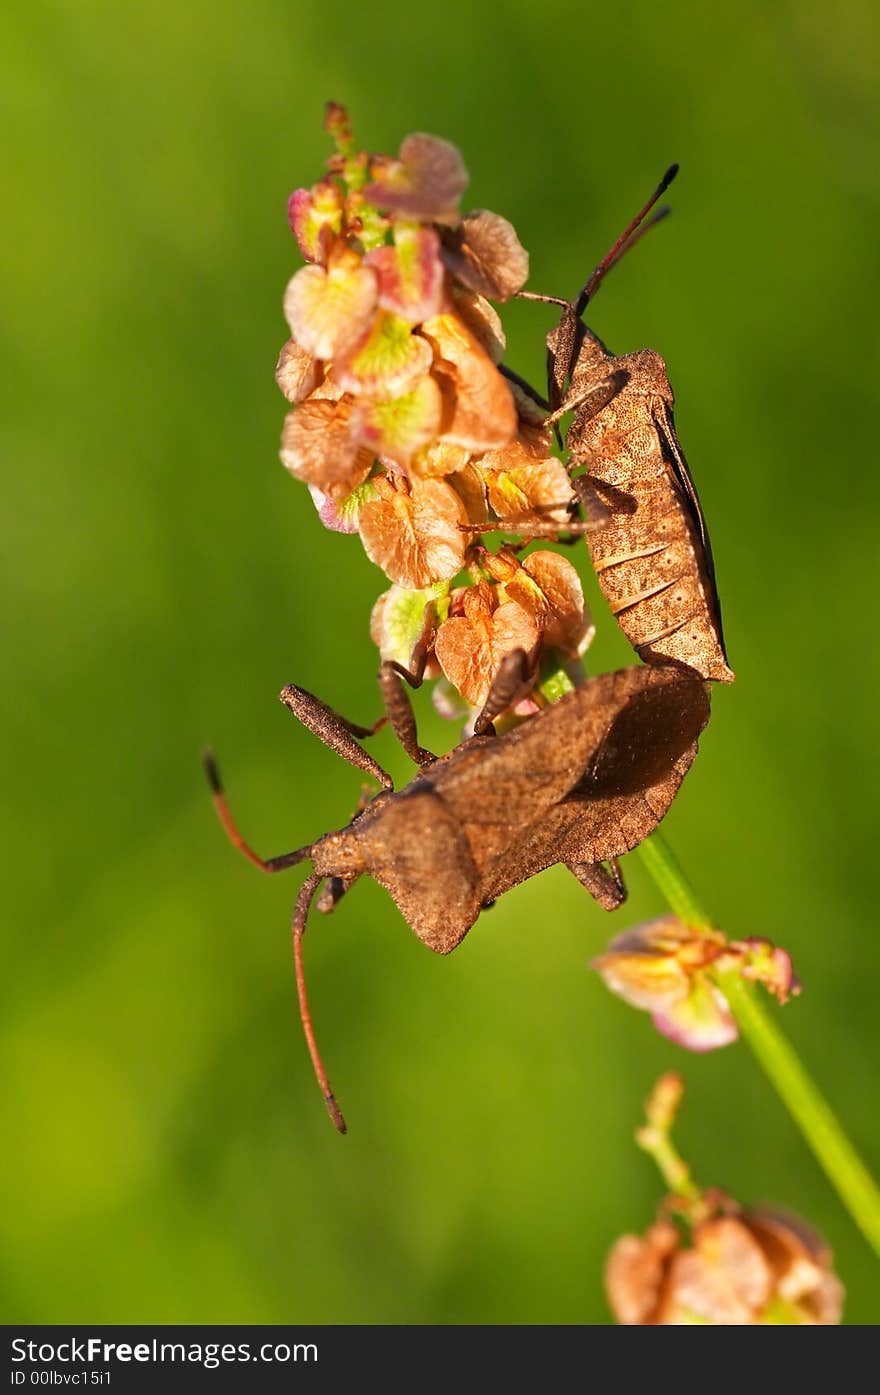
left=515, top=289, right=571, bottom=309
left=378, top=660, right=436, bottom=766
left=473, top=648, right=532, bottom=736
left=202, top=751, right=312, bottom=874
left=293, top=872, right=347, bottom=1133
left=280, top=683, right=394, bottom=790
left=459, top=499, right=609, bottom=539
left=316, top=874, right=361, bottom=915
left=544, top=368, right=629, bottom=428
left=573, top=473, right=638, bottom=520
left=567, top=858, right=627, bottom=911
left=569, top=475, right=615, bottom=531
left=497, top=362, right=550, bottom=412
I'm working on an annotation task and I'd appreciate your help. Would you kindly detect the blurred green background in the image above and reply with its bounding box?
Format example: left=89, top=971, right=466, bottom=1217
left=2, top=0, right=878, bottom=1325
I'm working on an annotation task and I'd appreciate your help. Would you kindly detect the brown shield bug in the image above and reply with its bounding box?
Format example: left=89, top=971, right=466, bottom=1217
left=205, top=658, right=710, bottom=1132
left=518, top=167, right=734, bottom=683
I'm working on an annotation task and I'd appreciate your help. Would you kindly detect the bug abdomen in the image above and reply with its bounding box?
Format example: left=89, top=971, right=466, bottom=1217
left=577, top=400, right=733, bottom=682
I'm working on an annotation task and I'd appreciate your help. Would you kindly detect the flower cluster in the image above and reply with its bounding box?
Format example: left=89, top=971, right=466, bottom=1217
left=606, top=1075, right=844, bottom=1325
left=607, top=1206, right=844, bottom=1325
left=278, top=105, right=587, bottom=720
left=593, top=915, right=798, bottom=1052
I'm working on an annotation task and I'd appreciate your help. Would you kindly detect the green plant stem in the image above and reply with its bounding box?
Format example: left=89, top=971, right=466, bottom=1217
left=636, top=832, right=880, bottom=1259
left=637, top=1123, right=701, bottom=1202
left=636, top=834, right=710, bottom=929
left=635, top=1072, right=702, bottom=1202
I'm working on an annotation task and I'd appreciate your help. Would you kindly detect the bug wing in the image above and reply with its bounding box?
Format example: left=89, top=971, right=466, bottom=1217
left=577, top=668, right=710, bottom=797
left=652, top=401, right=733, bottom=681
left=653, top=402, right=717, bottom=600
left=477, top=668, right=710, bottom=900
left=556, top=669, right=710, bottom=866
left=353, top=786, right=482, bottom=955
left=428, top=668, right=662, bottom=830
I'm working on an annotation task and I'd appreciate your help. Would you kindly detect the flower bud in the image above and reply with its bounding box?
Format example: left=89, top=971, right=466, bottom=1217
left=607, top=1206, right=843, bottom=1324
left=592, top=917, right=800, bottom=1052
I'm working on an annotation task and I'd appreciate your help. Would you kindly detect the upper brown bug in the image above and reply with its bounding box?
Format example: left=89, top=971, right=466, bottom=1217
left=205, top=658, right=710, bottom=1132
left=519, top=167, right=734, bottom=684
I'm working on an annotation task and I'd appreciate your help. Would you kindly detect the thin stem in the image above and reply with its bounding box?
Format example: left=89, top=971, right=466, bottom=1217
left=636, top=1073, right=702, bottom=1205
left=636, top=833, right=711, bottom=929
left=717, top=968, right=880, bottom=1257
left=636, top=832, right=880, bottom=1259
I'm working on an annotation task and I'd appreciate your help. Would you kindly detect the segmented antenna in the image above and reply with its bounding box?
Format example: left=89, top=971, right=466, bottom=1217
left=202, top=749, right=311, bottom=874
left=203, top=752, right=344, bottom=1130
left=575, top=163, right=679, bottom=315
left=293, top=874, right=347, bottom=1133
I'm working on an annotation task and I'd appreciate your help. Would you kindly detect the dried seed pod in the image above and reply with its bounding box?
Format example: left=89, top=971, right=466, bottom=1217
left=478, top=434, right=575, bottom=532
left=441, top=208, right=530, bottom=301
left=280, top=397, right=371, bottom=493
left=358, top=474, right=468, bottom=587
left=283, top=254, right=378, bottom=360
left=605, top=1075, right=844, bottom=1324
left=274, top=338, right=322, bottom=404
left=363, top=132, right=469, bottom=225
left=421, top=310, right=517, bottom=451
left=433, top=582, right=541, bottom=707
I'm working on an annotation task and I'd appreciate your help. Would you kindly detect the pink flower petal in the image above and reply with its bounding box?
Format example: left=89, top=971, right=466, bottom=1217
left=431, top=676, right=471, bottom=722
left=307, top=479, right=377, bottom=533
left=287, top=180, right=344, bottom=265
left=334, top=311, right=434, bottom=398
left=441, top=208, right=530, bottom=301
left=733, top=938, right=800, bottom=1004
left=593, top=917, right=733, bottom=1049
left=365, top=227, right=444, bottom=324
left=652, top=977, right=738, bottom=1052
left=283, top=259, right=378, bottom=361
left=370, top=580, right=449, bottom=668
left=363, top=133, right=468, bottom=225
left=350, top=375, right=443, bottom=466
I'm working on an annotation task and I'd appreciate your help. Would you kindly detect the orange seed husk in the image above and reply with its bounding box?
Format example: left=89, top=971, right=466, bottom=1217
left=358, top=474, right=468, bottom=588
left=434, top=582, right=539, bottom=707
left=283, top=256, right=378, bottom=361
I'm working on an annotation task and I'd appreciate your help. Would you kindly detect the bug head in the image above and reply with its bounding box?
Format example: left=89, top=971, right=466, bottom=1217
left=311, top=825, right=368, bottom=880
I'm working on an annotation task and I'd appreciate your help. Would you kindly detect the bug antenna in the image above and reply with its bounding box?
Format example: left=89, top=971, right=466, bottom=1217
left=575, top=163, right=679, bottom=316
left=203, top=748, right=312, bottom=874
left=293, top=873, right=347, bottom=1134
left=605, top=203, right=672, bottom=271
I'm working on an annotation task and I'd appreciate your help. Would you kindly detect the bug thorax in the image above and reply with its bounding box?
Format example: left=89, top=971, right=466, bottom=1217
left=621, top=346, right=675, bottom=400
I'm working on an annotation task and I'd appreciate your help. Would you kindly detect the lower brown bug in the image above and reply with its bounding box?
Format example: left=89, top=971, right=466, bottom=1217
left=205, top=659, right=710, bottom=1132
